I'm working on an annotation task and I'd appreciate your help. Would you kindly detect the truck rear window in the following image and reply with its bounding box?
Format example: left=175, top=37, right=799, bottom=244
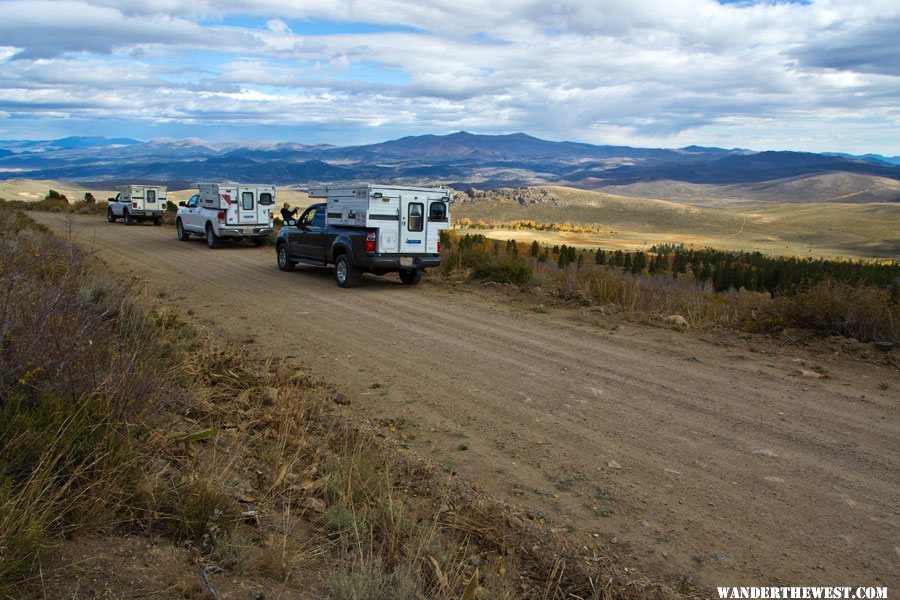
left=408, top=203, right=424, bottom=232
left=259, top=192, right=274, bottom=205
left=242, top=192, right=254, bottom=210
left=146, top=190, right=156, bottom=203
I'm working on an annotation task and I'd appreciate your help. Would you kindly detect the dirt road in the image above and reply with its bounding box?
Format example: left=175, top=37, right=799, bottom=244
left=33, top=213, right=898, bottom=589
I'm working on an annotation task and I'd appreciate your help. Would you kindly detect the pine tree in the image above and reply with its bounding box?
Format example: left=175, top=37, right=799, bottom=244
left=530, top=240, right=540, bottom=257
left=595, top=248, right=606, bottom=265
left=656, top=254, right=669, bottom=273
left=631, top=252, right=647, bottom=274
left=558, top=245, right=571, bottom=268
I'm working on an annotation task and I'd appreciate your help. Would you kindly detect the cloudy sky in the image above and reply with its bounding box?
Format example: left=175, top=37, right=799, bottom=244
left=0, top=0, right=898, bottom=153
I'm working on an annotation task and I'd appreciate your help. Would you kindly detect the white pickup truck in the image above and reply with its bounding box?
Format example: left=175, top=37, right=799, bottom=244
left=175, top=183, right=276, bottom=248
left=107, top=185, right=166, bottom=225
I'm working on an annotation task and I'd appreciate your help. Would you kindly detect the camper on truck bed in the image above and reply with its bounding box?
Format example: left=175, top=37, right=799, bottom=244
left=108, top=185, right=167, bottom=225
left=176, top=183, right=276, bottom=248
left=276, top=184, right=451, bottom=287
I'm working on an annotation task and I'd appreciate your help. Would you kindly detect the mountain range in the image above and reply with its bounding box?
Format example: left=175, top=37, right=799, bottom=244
left=1, top=132, right=898, bottom=203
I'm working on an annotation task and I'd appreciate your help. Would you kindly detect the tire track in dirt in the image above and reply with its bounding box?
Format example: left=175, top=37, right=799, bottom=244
left=34, top=213, right=899, bottom=589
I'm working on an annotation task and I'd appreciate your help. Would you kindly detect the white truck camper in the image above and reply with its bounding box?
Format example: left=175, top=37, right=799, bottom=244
left=107, top=184, right=167, bottom=225
left=308, top=184, right=451, bottom=256
left=175, top=183, right=276, bottom=248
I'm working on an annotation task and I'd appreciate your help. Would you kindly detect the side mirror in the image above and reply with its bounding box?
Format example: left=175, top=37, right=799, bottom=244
left=107, top=197, right=115, bottom=202
left=178, top=201, right=186, bottom=207
left=285, top=219, right=296, bottom=227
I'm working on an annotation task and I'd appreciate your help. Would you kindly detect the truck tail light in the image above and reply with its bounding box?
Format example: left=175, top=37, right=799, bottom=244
left=365, top=230, right=377, bottom=253
left=217, top=211, right=225, bottom=221
left=437, top=240, right=441, bottom=252
left=132, top=202, right=138, bottom=209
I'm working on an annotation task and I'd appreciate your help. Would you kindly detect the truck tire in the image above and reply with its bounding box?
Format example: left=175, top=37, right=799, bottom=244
left=123, top=210, right=132, bottom=226
left=334, top=254, right=361, bottom=288
left=399, top=268, right=423, bottom=285
left=176, top=219, right=190, bottom=241
left=107, top=207, right=116, bottom=223
left=153, top=217, right=162, bottom=226
left=277, top=244, right=295, bottom=271
left=253, top=236, right=267, bottom=247
left=205, top=224, right=221, bottom=249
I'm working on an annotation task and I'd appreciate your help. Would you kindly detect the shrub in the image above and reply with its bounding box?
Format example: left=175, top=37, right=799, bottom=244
left=0, top=208, right=176, bottom=593
left=155, top=479, right=240, bottom=542
left=770, top=280, right=897, bottom=341
left=470, top=256, right=532, bottom=286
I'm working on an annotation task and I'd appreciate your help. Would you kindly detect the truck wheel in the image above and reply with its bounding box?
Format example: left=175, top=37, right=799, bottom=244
left=399, top=269, right=423, bottom=285
left=176, top=219, right=190, bottom=241
left=205, top=224, right=221, bottom=249
left=253, top=236, right=267, bottom=247
left=335, top=254, right=361, bottom=287
left=123, top=210, right=132, bottom=226
left=277, top=244, right=295, bottom=271
left=107, top=207, right=116, bottom=223
left=153, top=217, right=162, bottom=226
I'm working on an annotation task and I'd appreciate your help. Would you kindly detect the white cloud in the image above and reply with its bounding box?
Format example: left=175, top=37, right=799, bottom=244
left=0, top=0, right=896, bottom=152
left=266, top=18, right=290, bottom=34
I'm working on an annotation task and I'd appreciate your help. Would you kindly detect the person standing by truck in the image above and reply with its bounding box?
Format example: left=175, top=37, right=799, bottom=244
left=280, top=202, right=298, bottom=223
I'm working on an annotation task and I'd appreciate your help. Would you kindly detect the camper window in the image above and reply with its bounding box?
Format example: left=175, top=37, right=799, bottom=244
left=428, top=201, right=446, bottom=222
left=259, top=192, right=274, bottom=205
left=408, top=203, right=424, bottom=232
left=147, top=190, right=156, bottom=203
left=242, top=192, right=254, bottom=210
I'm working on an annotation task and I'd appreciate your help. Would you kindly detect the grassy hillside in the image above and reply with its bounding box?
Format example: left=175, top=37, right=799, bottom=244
left=454, top=186, right=900, bottom=259
left=597, top=173, right=900, bottom=206
left=0, top=179, right=118, bottom=203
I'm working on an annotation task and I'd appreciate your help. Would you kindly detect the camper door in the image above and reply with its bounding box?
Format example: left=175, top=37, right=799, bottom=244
left=232, top=188, right=272, bottom=228
left=145, top=187, right=158, bottom=211
left=399, top=196, right=426, bottom=254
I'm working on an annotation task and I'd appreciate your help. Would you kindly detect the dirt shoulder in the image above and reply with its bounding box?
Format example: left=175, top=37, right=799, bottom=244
left=32, top=212, right=899, bottom=590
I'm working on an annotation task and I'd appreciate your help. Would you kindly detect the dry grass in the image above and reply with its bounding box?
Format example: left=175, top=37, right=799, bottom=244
left=0, top=210, right=179, bottom=592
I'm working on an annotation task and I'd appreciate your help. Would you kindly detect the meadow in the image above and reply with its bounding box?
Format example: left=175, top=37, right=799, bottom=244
left=455, top=185, right=900, bottom=259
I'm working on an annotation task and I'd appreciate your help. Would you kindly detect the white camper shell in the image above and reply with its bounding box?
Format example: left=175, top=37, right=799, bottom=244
left=175, top=183, right=276, bottom=248
left=107, top=184, right=167, bottom=225
left=308, top=185, right=451, bottom=255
